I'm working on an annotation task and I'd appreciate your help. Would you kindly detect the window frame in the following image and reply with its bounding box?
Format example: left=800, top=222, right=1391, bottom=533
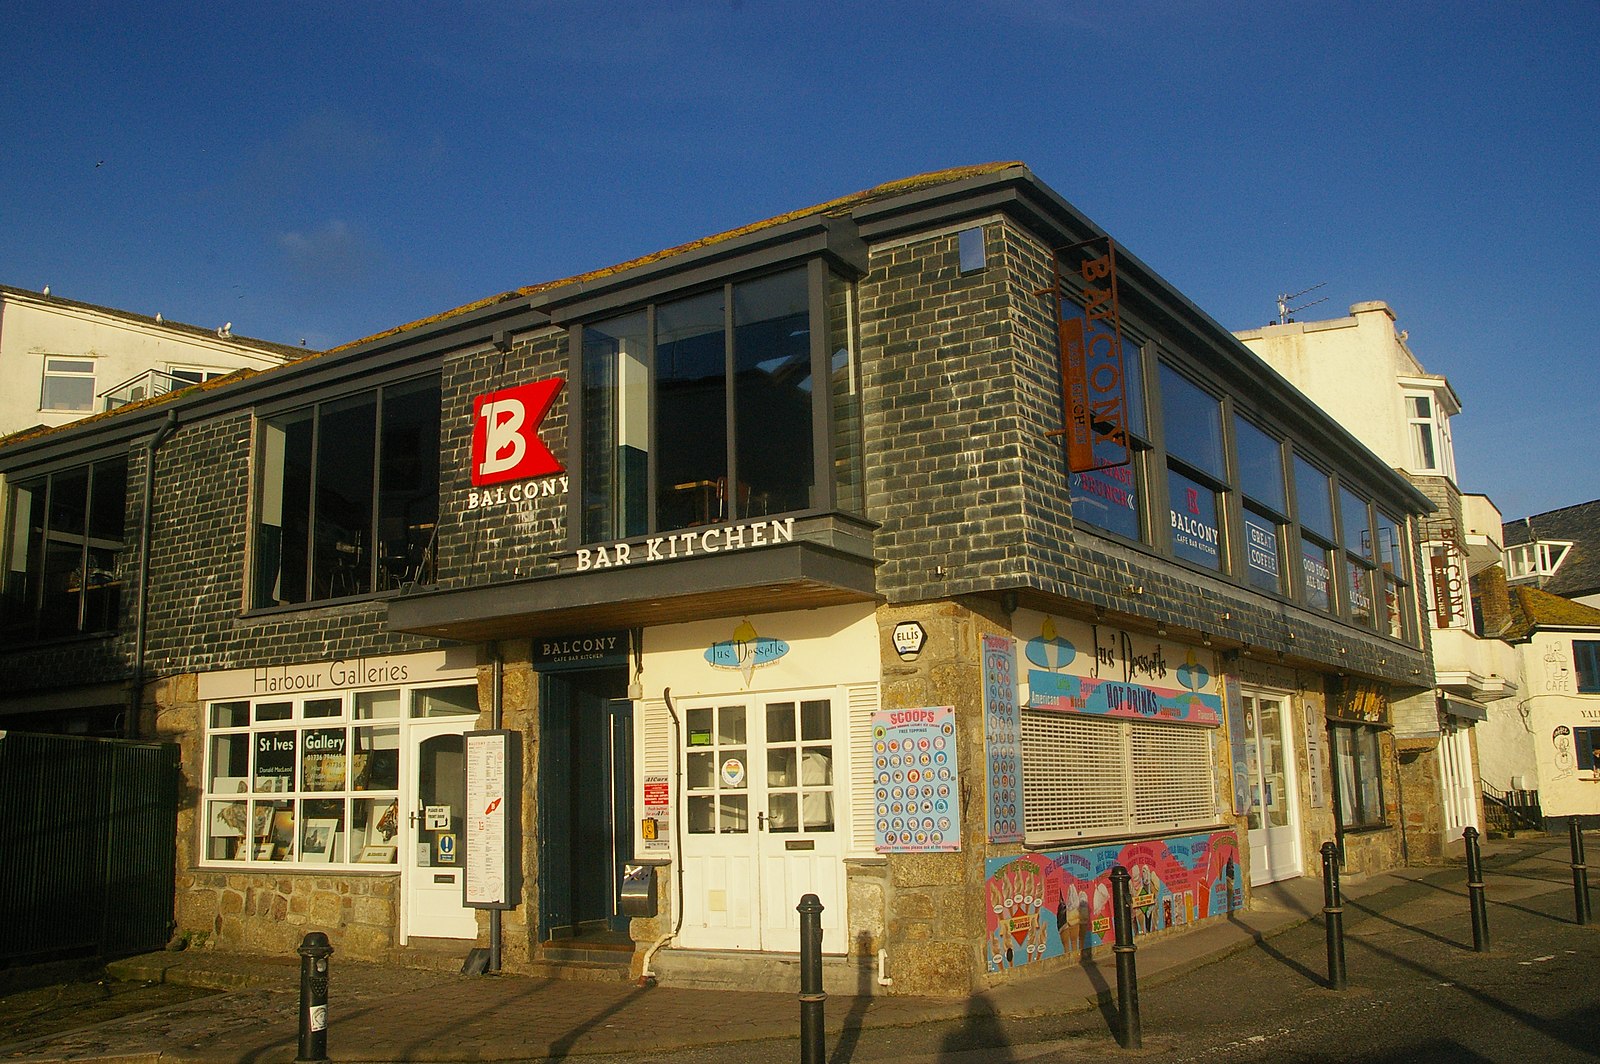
left=1, top=455, right=129, bottom=643
left=199, top=684, right=476, bottom=868
left=1404, top=387, right=1456, bottom=479
left=572, top=259, right=855, bottom=547
left=1330, top=722, right=1387, bottom=831
left=249, top=372, right=441, bottom=610
left=1575, top=640, right=1600, bottom=694
left=40, top=356, right=98, bottom=413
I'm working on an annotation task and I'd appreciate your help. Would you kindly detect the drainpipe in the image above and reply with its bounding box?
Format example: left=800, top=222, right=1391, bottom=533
left=489, top=642, right=504, bottom=972
left=641, top=687, right=686, bottom=980
left=129, top=411, right=179, bottom=740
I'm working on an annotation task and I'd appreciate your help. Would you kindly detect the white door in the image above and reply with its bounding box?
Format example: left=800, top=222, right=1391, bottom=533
left=1243, top=691, right=1302, bottom=885
left=679, top=695, right=845, bottom=952
left=403, top=718, right=478, bottom=940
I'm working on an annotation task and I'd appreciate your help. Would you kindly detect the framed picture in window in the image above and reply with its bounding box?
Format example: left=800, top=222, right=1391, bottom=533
left=211, top=775, right=249, bottom=796
left=356, top=843, right=397, bottom=864
left=254, top=841, right=277, bottom=861
left=302, top=819, right=339, bottom=862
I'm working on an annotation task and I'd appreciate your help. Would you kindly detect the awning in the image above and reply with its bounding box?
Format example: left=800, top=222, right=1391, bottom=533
left=1441, top=694, right=1490, bottom=722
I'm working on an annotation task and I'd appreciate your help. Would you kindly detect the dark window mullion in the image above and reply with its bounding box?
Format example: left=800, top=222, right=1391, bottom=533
left=368, top=387, right=384, bottom=593
left=723, top=282, right=737, bottom=518
left=645, top=304, right=659, bottom=535
left=75, top=463, right=95, bottom=632
left=304, top=405, right=320, bottom=603
left=807, top=258, right=832, bottom=512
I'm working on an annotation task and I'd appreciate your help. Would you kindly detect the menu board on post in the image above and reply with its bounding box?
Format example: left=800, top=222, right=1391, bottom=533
left=464, top=730, right=522, bottom=909
left=873, top=706, right=961, bottom=854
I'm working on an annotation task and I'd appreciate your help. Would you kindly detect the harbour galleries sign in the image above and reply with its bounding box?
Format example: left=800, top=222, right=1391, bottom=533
left=1047, top=237, right=1130, bottom=474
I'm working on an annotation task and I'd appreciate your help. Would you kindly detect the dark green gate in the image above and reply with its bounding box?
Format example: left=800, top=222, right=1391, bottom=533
left=0, top=731, right=180, bottom=965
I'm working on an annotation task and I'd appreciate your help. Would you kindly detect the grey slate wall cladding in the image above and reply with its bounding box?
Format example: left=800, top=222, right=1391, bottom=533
left=859, top=218, right=1428, bottom=688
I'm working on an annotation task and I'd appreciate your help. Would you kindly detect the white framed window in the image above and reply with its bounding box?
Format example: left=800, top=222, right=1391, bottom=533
left=200, top=683, right=474, bottom=868
left=166, top=365, right=230, bottom=386
left=40, top=356, right=97, bottom=412
left=1021, top=711, right=1218, bottom=844
left=1404, top=389, right=1456, bottom=479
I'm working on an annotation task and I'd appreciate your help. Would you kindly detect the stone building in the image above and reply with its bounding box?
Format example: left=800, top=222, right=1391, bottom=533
left=0, top=163, right=1433, bottom=995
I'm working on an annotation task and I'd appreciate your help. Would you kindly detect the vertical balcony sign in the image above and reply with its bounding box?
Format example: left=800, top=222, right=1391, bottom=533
left=1046, top=236, right=1129, bottom=474
left=983, top=635, right=1024, bottom=843
left=873, top=707, right=961, bottom=853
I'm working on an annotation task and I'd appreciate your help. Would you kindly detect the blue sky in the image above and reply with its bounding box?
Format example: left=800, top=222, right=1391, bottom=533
left=4, top=2, right=1595, bottom=520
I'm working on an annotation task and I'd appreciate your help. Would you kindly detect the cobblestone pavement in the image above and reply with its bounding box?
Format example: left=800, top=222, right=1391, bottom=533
left=0, top=836, right=1581, bottom=1063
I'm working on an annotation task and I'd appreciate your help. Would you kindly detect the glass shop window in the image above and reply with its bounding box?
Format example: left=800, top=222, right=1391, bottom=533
left=1332, top=724, right=1386, bottom=830
left=199, top=686, right=468, bottom=867
left=253, top=374, right=440, bottom=608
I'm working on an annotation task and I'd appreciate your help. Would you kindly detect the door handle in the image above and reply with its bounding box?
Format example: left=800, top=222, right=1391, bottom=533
left=756, top=811, right=767, bottom=831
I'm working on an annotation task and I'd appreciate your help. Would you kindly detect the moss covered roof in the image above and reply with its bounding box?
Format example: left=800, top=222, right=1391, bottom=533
left=1504, top=584, right=1600, bottom=639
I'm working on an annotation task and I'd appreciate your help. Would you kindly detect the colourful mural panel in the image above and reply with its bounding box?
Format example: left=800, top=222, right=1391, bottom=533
left=983, top=829, right=1243, bottom=971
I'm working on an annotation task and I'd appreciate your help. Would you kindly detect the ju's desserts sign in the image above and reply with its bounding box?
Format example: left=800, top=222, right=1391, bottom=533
left=1021, top=613, right=1221, bottom=726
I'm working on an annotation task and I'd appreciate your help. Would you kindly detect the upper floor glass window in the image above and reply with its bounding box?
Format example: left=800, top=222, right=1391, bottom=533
left=1295, top=457, right=1336, bottom=614
left=41, top=357, right=97, bottom=412
left=2, top=455, right=128, bottom=641
left=581, top=266, right=846, bottom=542
left=1069, top=339, right=1146, bottom=542
left=1405, top=390, right=1455, bottom=479
left=252, top=375, right=440, bottom=608
left=1236, top=416, right=1288, bottom=595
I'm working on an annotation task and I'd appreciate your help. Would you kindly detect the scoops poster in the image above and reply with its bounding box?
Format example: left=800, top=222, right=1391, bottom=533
left=983, top=829, right=1243, bottom=971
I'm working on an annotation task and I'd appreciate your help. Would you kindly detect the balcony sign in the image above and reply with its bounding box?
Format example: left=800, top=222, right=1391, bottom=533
left=471, top=378, right=565, bottom=487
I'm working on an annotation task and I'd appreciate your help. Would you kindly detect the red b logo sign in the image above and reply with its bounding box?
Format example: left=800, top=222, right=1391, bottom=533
left=470, top=378, right=564, bottom=487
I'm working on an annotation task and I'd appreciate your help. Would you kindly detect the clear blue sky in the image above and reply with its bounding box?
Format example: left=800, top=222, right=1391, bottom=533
left=4, top=2, right=1595, bottom=520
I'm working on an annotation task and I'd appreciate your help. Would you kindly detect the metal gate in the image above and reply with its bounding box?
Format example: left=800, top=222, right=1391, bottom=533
left=0, top=731, right=179, bottom=965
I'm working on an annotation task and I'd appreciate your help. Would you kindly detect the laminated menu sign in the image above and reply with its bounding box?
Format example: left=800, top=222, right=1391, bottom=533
left=465, top=730, right=521, bottom=908
left=873, top=706, right=961, bottom=853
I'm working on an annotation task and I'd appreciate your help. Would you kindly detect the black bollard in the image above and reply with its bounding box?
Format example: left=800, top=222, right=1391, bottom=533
left=797, top=894, right=826, bottom=1064
left=1464, top=826, right=1489, bottom=952
left=1109, top=865, right=1142, bottom=1050
left=1571, top=817, right=1592, bottom=926
left=1320, top=842, right=1347, bottom=990
left=296, top=932, right=333, bottom=1064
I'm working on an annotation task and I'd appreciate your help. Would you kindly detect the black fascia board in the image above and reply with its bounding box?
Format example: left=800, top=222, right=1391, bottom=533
left=0, top=298, right=549, bottom=475
left=850, top=166, right=1432, bottom=518
left=537, top=214, right=868, bottom=325
left=386, top=539, right=877, bottom=635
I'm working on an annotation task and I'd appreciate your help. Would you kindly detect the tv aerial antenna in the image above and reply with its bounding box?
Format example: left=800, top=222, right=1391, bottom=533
left=1276, top=282, right=1328, bottom=324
